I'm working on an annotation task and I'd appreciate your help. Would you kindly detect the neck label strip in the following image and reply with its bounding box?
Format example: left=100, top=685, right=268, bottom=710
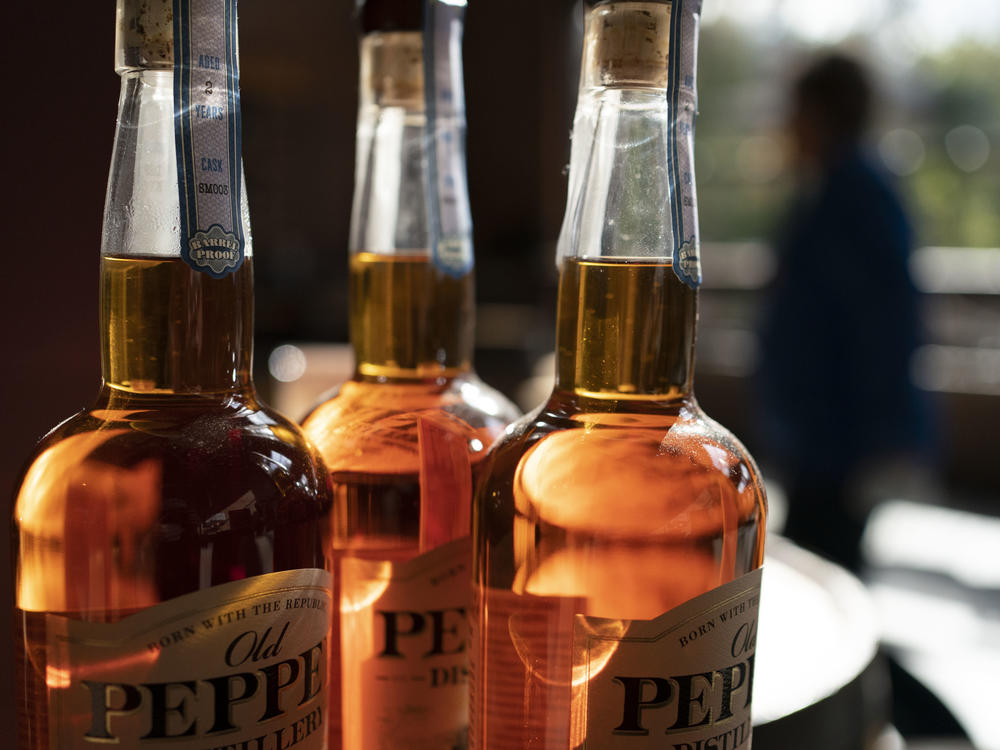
left=424, top=0, right=474, bottom=278
left=667, top=0, right=702, bottom=288
left=174, top=0, right=245, bottom=278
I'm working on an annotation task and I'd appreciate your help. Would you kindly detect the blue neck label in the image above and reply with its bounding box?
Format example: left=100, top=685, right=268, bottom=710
left=667, top=0, right=702, bottom=288
left=173, top=0, right=245, bottom=277
left=423, top=0, right=474, bottom=278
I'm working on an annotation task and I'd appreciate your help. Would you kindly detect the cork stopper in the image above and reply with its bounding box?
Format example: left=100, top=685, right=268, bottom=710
left=116, top=0, right=174, bottom=71
left=582, top=2, right=672, bottom=89
left=360, top=31, right=425, bottom=108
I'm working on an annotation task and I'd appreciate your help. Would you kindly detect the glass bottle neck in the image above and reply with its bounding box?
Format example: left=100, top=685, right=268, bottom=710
left=100, top=70, right=254, bottom=395
left=555, top=3, right=696, bottom=401
left=554, top=257, right=696, bottom=400
left=349, top=31, right=474, bottom=380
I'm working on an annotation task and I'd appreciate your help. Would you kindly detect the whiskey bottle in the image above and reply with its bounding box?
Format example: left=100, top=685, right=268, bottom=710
left=13, top=2, right=334, bottom=748
left=470, top=2, right=767, bottom=748
left=300, top=1, right=520, bottom=748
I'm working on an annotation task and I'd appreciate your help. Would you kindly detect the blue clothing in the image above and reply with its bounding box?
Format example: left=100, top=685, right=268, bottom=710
left=758, top=148, right=934, bottom=484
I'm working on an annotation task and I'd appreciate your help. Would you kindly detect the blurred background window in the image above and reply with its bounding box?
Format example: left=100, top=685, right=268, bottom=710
left=698, top=0, right=1000, bottom=248
left=693, top=0, right=1000, bottom=495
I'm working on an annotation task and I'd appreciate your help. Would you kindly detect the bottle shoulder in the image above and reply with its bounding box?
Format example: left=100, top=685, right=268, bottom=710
left=475, top=397, right=767, bottom=617
left=301, top=374, right=520, bottom=475
left=480, top=396, right=766, bottom=535
left=12, top=392, right=332, bottom=615
left=448, top=372, right=522, bottom=427
left=13, top=392, right=332, bottom=527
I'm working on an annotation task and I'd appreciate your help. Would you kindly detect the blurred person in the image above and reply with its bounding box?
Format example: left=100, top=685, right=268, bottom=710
left=757, top=53, right=937, bottom=570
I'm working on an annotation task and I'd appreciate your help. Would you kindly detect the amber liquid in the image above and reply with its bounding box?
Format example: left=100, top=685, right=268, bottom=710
left=349, top=252, right=474, bottom=377
left=303, top=252, right=519, bottom=750
left=471, top=259, right=767, bottom=749
left=556, top=257, right=697, bottom=398
left=13, top=256, right=333, bottom=749
left=101, top=255, right=254, bottom=392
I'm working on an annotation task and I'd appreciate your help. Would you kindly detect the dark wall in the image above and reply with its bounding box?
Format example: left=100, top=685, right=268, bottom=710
left=2, top=6, right=114, bottom=729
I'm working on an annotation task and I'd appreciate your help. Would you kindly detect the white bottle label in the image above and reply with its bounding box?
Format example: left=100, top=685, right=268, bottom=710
left=340, top=537, right=472, bottom=750
left=45, top=568, right=331, bottom=749
left=174, top=0, right=246, bottom=277
left=582, top=568, right=762, bottom=748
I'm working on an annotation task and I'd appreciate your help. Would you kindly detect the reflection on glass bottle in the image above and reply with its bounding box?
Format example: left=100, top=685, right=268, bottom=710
left=471, top=3, right=767, bottom=749
left=301, top=3, right=519, bottom=749
left=13, top=3, right=333, bottom=748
